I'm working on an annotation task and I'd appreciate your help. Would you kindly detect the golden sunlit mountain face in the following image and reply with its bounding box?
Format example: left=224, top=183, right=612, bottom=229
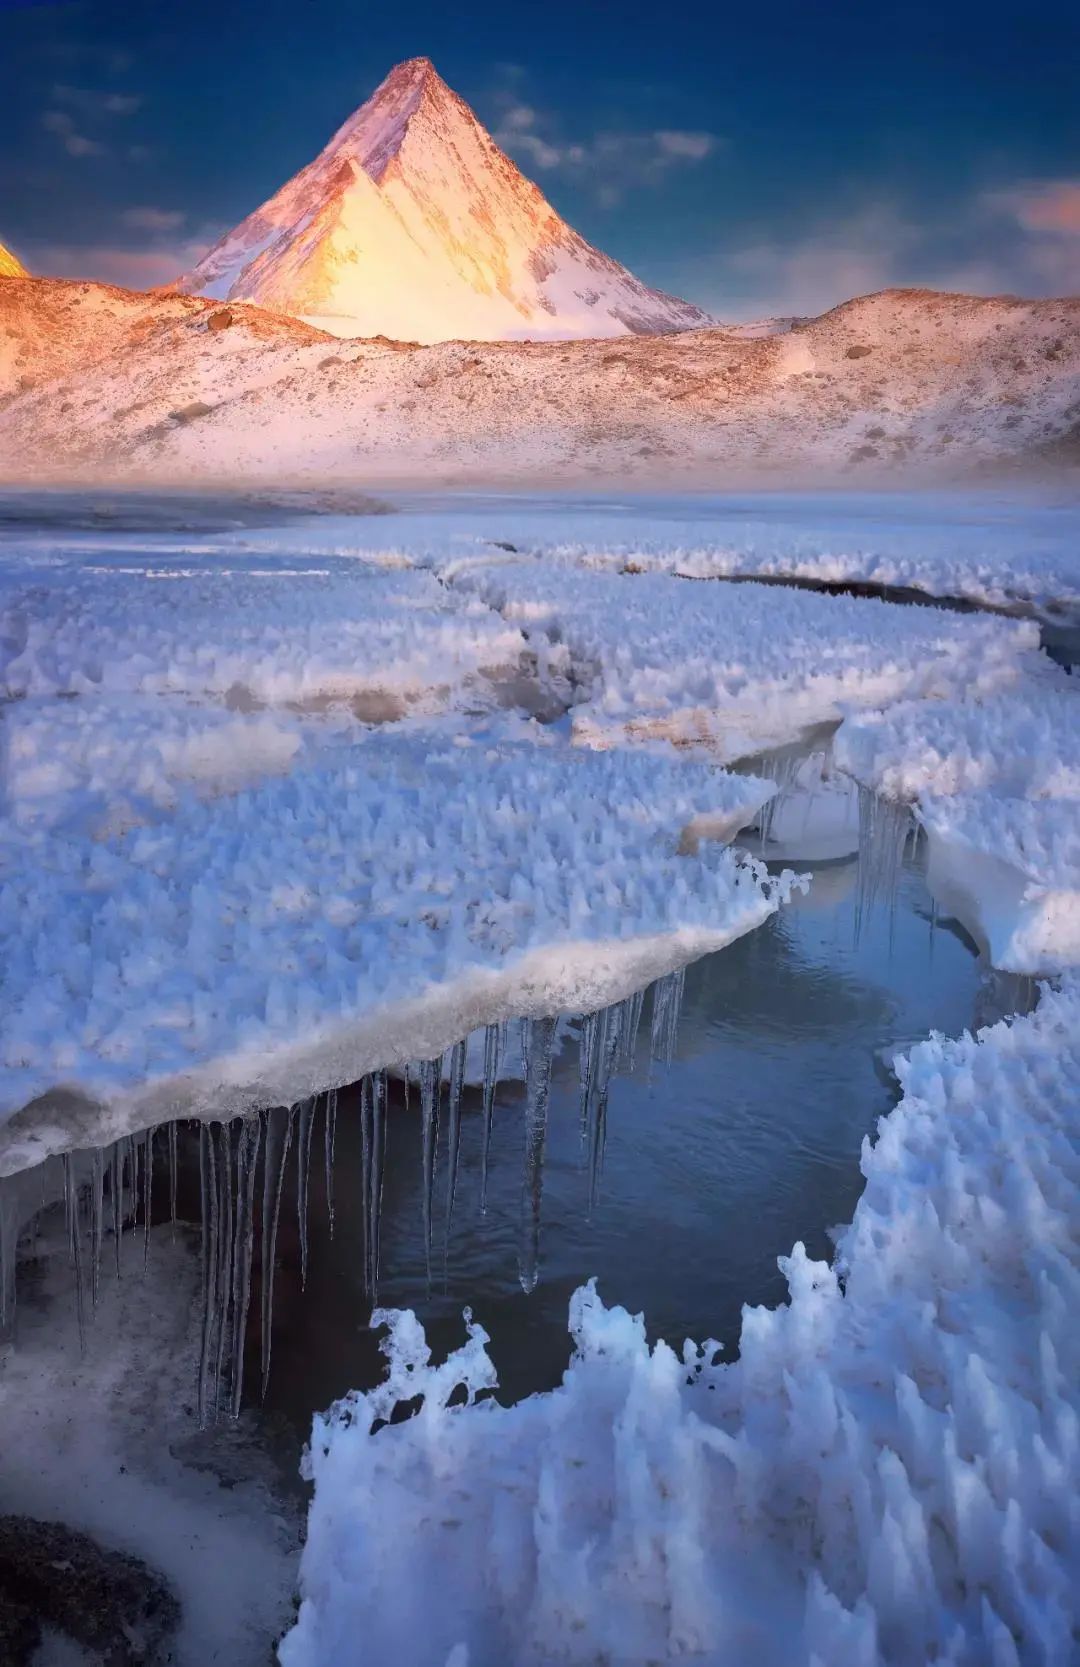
left=176, top=57, right=713, bottom=344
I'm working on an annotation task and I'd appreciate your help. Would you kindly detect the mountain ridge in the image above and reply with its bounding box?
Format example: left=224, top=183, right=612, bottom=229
left=2, top=277, right=1077, bottom=486
left=176, top=56, right=714, bottom=344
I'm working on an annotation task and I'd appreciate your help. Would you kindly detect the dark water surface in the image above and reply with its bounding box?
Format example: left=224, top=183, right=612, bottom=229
left=253, top=841, right=981, bottom=1429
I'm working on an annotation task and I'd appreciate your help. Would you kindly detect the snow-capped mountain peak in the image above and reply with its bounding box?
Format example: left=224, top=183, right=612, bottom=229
left=177, top=57, right=713, bottom=344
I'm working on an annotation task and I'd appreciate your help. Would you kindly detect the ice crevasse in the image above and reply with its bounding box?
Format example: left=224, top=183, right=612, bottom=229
left=279, top=980, right=1080, bottom=1667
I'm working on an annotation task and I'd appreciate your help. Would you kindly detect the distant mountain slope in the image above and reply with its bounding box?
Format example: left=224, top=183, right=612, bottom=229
left=176, top=56, right=713, bottom=344
left=1, top=280, right=1077, bottom=484
left=0, top=241, right=27, bottom=279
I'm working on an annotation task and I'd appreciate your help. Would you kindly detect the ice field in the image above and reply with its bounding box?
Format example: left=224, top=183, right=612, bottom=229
left=0, top=488, right=1077, bottom=1666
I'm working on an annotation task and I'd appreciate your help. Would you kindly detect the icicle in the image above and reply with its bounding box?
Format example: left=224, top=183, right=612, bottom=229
left=296, top=1097, right=316, bottom=1292
left=589, top=1002, right=623, bottom=1212
left=518, top=1014, right=557, bottom=1294
left=120, top=1133, right=134, bottom=1240
left=90, top=1150, right=104, bottom=1311
left=369, top=1070, right=386, bottom=1298
left=360, top=1072, right=389, bottom=1300
left=324, top=1088, right=338, bottom=1239
left=418, top=1058, right=440, bottom=1283
left=360, top=1077, right=373, bottom=1293
left=649, top=968, right=685, bottom=1067
left=62, top=1153, right=86, bottom=1352
left=653, top=973, right=670, bottom=1060
left=197, top=1124, right=219, bottom=1427
left=752, top=749, right=801, bottom=850
left=141, top=1127, right=154, bottom=1271
left=213, top=1123, right=234, bottom=1413
left=854, top=786, right=912, bottom=943
left=229, top=1117, right=262, bottom=1418
left=520, top=1015, right=532, bottom=1086
left=443, top=1038, right=467, bottom=1243
left=260, top=1106, right=293, bottom=1400
left=623, top=988, right=645, bottom=1072
left=130, top=1135, right=140, bottom=1236
left=578, top=1009, right=599, bottom=1151
left=168, top=1123, right=178, bottom=1233
left=479, top=1022, right=501, bottom=1213
left=110, top=1145, right=122, bottom=1279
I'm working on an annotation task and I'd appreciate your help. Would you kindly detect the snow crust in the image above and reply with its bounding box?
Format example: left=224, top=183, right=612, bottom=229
left=2, top=695, right=306, bottom=834
left=0, top=734, right=781, bottom=1170
left=280, top=979, right=1080, bottom=1667
left=0, top=559, right=528, bottom=710
left=453, top=559, right=1043, bottom=759
left=833, top=686, right=1080, bottom=803
left=78, top=492, right=1076, bottom=618
left=835, top=683, right=1080, bottom=971
left=384, top=490, right=1080, bottom=615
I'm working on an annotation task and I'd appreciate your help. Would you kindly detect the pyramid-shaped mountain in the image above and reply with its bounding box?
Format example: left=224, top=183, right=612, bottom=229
left=177, top=57, right=713, bottom=343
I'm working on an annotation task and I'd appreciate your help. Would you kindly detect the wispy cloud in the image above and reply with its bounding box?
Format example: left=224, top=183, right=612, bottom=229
left=52, top=83, right=142, bottom=115
left=693, top=178, right=1080, bottom=322
left=40, top=80, right=145, bottom=160
left=489, top=85, right=721, bottom=204
left=984, top=178, right=1080, bottom=235
left=707, top=205, right=919, bottom=319
left=41, top=108, right=105, bottom=157
left=121, top=206, right=186, bottom=231
left=654, top=130, right=715, bottom=162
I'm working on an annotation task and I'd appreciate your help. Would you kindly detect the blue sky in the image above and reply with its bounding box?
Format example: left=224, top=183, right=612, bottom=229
left=3, top=0, right=1078, bottom=317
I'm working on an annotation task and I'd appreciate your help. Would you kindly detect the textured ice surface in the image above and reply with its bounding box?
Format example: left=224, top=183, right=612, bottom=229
left=834, top=686, right=1080, bottom=803
left=23, top=491, right=1079, bottom=615
left=835, top=683, right=1080, bottom=971
left=280, top=980, right=1080, bottom=1667
left=453, top=560, right=1043, bottom=759
left=0, top=559, right=528, bottom=710
left=0, top=735, right=781, bottom=1167
left=98, top=490, right=1076, bottom=614
left=1, top=694, right=307, bottom=835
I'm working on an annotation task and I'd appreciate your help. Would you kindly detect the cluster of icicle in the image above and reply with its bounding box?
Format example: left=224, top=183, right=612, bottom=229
left=0, top=970, right=688, bottom=1426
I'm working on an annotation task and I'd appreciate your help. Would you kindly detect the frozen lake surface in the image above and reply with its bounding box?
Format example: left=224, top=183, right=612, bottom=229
left=0, top=487, right=1075, bottom=1667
